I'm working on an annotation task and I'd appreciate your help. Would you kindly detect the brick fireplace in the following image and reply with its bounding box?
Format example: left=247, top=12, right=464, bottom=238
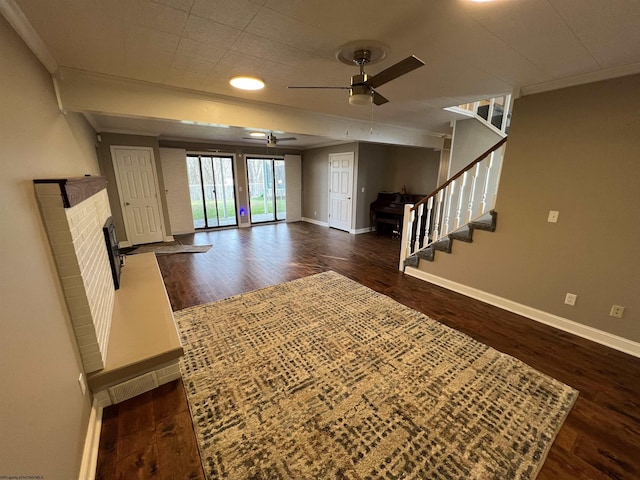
left=34, top=177, right=115, bottom=373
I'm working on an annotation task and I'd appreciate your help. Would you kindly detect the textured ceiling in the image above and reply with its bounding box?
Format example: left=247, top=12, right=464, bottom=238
left=9, top=0, right=640, bottom=148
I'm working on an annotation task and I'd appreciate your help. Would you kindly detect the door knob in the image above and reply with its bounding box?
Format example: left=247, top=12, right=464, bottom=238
left=125, top=202, right=130, bottom=206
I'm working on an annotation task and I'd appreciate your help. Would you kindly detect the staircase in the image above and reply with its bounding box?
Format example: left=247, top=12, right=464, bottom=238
left=400, top=137, right=507, bottom=271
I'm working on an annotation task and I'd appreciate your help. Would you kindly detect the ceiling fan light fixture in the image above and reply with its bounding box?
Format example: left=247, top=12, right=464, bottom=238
left=349, top=93, right=372, bottom=106
left=229, top=76, right=265, bottom=90
left=349, top=85, right=373, bottom=106
left=249, top=131, right=266, bottom=137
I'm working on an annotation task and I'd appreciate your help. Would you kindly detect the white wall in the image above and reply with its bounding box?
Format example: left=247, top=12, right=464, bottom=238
left=449, top=118, right=503, bottom=178
left=159, top=147, right=195, bottom=235
left=284, top=154, right=302, bottom=222
left=0, top=16, right=99, bottom=478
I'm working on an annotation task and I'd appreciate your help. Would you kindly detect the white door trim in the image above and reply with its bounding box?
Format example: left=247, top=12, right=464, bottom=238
left=110, top=145, right=170, bottom=245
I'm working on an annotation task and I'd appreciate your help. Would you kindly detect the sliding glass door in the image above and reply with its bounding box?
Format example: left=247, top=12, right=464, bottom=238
left=246, top=157, right=286, bottom=223
left=187, top=154, right=237, bottom=229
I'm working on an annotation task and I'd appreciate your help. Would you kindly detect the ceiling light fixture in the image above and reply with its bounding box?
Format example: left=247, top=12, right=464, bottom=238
left=249, top=132, right=266, bottom=137
left=229, top=76, right=265, bottom=90
left=349, top=86, right=373, bottom=106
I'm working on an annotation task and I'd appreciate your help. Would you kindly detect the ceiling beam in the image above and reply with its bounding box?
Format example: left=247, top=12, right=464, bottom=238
left=55, top=68, right=445, bottom=150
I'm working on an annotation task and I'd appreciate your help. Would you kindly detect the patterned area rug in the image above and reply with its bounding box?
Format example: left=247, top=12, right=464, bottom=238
left=175, top=271, right=578, bottom=480
left=127, top=244, right=211, bottom=255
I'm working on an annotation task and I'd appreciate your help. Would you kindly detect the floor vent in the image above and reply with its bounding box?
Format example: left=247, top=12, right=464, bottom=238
left=108, top=371, right=158, bottom=404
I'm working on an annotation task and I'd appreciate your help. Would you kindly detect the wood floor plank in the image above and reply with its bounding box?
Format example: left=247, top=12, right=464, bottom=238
left=95, top=222, right=640, bottom=479
left=95, top=405, right=119, bottom=480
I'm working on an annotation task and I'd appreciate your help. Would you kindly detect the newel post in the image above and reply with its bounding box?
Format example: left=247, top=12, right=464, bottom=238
left=399, top=203, right=414, bottom=271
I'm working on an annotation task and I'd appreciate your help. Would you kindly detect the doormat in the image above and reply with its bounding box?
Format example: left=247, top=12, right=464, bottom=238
left=127, top=244, right=212, bottom=255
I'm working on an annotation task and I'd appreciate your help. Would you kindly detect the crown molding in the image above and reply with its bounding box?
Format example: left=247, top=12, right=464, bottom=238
left=0, top=0, right=58, bottom=74
left=520, top=63, right=640, bottom=97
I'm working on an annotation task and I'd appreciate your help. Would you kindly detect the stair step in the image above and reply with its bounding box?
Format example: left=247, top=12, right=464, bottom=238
left=404, top=255, right=419, bottom=268
left=405, top=210, right=497, bottom=268
left=416, top=248, right=435, bottom=262
left=432, top=236, right=452, bottom=253
left=449, top=227, right=473, bottom=243
left=470, top=210, right=497, bottom=232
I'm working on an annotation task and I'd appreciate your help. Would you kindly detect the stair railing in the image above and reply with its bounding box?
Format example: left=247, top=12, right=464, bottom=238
left=399, top=137, right=508, bottom=270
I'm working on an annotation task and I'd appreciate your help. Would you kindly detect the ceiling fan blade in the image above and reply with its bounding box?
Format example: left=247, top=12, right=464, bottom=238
left=367, top=55, right=425, bottom=89
left=288, top=86, right=350, bottom=90
left=277, top=137, right=297, bottom=141
left=372, top=91, right=389, bottom=106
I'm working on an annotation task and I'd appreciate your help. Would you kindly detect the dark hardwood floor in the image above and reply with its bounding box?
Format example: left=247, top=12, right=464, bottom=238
left=96, top=222, right=640, bottom=479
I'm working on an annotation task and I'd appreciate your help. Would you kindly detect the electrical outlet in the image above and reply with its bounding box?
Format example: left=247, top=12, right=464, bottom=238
left=564, top=293, right=577, bottom=306
left=78, top=373, right=87, bottom=396
left=548, top=210, right=560, bottom=223
left=610, top=305, right=625, bottom=318
left=314, top=211, right=317, bottom=217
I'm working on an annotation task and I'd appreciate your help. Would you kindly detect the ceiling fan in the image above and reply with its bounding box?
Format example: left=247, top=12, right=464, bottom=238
left=242, top=132, right=297, bottom=147
left=288, top=46, right=425, bottom=106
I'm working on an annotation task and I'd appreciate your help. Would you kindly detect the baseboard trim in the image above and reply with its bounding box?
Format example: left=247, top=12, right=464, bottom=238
left=405, top=266, right=640, bottom=359
left=351, top=227, right=374, bottom=234
left=302, top=217, right=329, bottom=227
left=79, top=398, right=103, bottom=480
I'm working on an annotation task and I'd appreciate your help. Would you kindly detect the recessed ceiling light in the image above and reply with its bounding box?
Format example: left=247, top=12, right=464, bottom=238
left=249, top=132, right=266, bottom=137
left=229, top=76, right=265, bottom=90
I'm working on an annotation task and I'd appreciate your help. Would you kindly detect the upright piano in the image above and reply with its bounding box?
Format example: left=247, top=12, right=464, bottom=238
left=370, top=192, right=425, bottom=236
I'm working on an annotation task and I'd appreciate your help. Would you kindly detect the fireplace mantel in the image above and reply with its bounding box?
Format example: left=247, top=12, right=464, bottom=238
left=34, top=176, right=107, bottom=208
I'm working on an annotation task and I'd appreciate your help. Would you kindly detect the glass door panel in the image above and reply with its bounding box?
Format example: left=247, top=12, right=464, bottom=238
left=187, top=155, right=237, bottom=229
left=247, top=157, right=286, bottom=223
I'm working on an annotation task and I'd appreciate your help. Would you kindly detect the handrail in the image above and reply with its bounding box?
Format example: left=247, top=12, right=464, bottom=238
left=411, top=136, right=508, bottom=211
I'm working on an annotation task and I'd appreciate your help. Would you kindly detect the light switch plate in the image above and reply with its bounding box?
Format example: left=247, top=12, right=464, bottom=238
left=548, top=210, right=560, bottom=223
left=565, top=293, right=577, bottom=306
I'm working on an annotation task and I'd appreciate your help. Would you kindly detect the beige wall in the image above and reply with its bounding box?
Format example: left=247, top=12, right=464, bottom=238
left=416, top=74, right=640, bottom=343
left=356, top=143, right=387, bottom=230
left=303, top=142, right=441, bottom=230
left=96, top=133, right=171, bottom=243
left=383, top=145, right=440, bottom=195
left=0, top=17, right=99, bottom=478
left=302, top=143, right=359, bottom=223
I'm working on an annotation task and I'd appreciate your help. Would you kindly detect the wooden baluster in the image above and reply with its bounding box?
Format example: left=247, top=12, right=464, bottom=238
left=455, top=171, right=472, bottom=229
left=415, top=202, right=425, bottom=250
left=479, top=147, right=502, bottom=214
left=482, top=146, right=505, bottom=212
left=432, top=190, right=444, bottom=242
left=399, top=204, right=414, bottom=269
left=470, top=159, right=488, bottom=220
left=407, top=205, right=416, bottom=253
left=465, top=164, right=478, bottom=225
left=442, top=180, right=457, bottom=237
left=424, top=196, right=434, bottom=248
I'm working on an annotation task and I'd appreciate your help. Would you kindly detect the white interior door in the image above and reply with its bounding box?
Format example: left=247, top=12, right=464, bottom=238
left=328, top=152, right=354, bottom=232
left=111, top=146, right=164, bottom=245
